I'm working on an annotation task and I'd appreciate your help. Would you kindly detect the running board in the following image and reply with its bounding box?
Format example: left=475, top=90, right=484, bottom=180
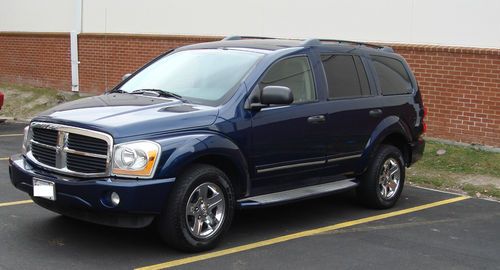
left=238, top=179, right=358, bottom=208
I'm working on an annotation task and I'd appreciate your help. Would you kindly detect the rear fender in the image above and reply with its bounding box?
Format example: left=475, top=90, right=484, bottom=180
left=357, top=116, right=412, bottom=174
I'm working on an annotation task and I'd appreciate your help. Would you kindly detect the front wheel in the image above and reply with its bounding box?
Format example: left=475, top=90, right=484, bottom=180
left=357, top=144, right=405, bottom=209
left=158, top=164, right=235, bottom=252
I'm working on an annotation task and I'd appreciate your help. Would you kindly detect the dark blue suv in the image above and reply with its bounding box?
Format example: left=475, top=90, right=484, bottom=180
left=9, top=36, right=426, bottom=251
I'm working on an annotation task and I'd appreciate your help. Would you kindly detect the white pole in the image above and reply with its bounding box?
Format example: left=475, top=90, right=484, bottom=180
left=71, top=0, right=82, bottom=92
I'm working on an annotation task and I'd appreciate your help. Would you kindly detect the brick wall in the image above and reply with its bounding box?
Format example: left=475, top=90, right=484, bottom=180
left=0, top=33, right=499, bottom=147
left=392, top=45, right=500, bottom=147
left=0, top=33, right=71, bottom=90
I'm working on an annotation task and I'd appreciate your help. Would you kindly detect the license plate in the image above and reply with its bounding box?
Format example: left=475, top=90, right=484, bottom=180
left=33, top=178, right=56, bottom=201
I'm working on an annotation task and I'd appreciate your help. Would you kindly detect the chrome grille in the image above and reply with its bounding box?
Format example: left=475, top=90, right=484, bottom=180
left=32, top=128, right=58, bottom=146
left=67, top=153, right=107, bottom=173
left=26, top=122, right=113, bottom=178
left=31, top=143, right=57, bottom=167
left=68, top=133, right=108, bottom=155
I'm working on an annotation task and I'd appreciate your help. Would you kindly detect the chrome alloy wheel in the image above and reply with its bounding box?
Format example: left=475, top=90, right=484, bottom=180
left=185, top=182, right=226, bottom=239
left=378, top=158, right=401, bottom=200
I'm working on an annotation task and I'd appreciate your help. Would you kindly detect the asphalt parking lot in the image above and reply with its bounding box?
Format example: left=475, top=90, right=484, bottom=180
left=1, top=122, right=499, bottom=270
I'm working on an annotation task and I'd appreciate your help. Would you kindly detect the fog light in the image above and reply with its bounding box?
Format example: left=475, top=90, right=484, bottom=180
left=110, top=192, right=120, bottom=206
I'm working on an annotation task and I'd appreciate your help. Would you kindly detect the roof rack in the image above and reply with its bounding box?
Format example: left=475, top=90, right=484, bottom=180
left=221, top=36, right=394, bottom=52
left=222, top=35, right=275, bottom=41
left=302, top=38, right=393, bottom=52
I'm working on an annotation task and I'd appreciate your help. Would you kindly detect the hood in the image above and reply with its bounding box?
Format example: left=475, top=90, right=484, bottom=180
left=33, top=93, right=219, bottom=139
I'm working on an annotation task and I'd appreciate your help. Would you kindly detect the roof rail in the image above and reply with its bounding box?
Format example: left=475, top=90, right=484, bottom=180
left=221, top=35, right=279, bottom=41
left=221, top=36, right=394, bottom=52
left=301, top=38, right=394, bottom=52
left=222, top=35, right=241, bottom=41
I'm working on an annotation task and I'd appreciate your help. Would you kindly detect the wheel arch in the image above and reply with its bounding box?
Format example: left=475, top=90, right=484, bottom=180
left=358, top=116, right=413, bottom=174
left=156, top=133, right=250, bottom=198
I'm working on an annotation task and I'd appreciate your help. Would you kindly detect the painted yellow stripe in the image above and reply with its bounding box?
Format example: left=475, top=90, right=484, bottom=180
left=136, top=196, right=469, bottom=270
left=0, top=157, right=9, bottom=161
left=0, top=134, right=23, bottom=137
left=0, top=199, right=33, bottom=207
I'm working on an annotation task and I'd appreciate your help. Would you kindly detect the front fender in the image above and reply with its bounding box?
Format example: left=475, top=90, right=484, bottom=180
left=154, top=133, right=250, bottom=193
left=357, top=116, right=412, bottom=173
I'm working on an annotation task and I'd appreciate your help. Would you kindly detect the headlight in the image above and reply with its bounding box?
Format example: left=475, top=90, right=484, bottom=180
left=22, top=125, right=30, bottom=155
left=112, top=141, right=161, bottom=178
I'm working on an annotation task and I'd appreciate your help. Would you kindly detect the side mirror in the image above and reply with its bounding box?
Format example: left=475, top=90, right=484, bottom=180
left=122, top=73, right=132, bottom=81
left=260, top=86, right=293, bottom=105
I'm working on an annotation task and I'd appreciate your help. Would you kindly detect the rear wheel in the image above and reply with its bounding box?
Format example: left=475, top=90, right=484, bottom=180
left=357, top=144, right=405, bottom=209
left=158, top=164, right=235, bottom=252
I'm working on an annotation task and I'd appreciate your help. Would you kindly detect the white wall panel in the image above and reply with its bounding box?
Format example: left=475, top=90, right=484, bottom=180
left=1, top=0, right=499, bottom=48
left=0, top=0, right=74, bottom=32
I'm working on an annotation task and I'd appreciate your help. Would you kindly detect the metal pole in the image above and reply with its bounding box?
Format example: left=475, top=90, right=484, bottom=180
left=71, top=0, right=82, bottom=92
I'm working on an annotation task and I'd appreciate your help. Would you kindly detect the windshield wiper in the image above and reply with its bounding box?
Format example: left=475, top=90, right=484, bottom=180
left=107, top=89, right=127, bottom=94
left=129, top=89, right=188, bottom=102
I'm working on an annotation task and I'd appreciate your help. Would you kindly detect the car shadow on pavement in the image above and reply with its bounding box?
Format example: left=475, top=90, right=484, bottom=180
left=18, top=191, right=358, bottom=257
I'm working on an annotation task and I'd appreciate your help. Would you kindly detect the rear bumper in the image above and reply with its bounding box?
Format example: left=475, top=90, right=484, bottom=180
left=9, top=154, right=175, bottom=228
left=409, top=137, right=425, bottom=165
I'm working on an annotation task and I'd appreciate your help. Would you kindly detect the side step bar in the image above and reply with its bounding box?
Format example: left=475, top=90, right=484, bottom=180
left=238, top=179, right=358, bottom=208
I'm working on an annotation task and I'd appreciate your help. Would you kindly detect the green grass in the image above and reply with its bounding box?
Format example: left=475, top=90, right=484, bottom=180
left=0, top=83, right=88, bottom=119
left=413, top=141, right=500, bottom=177
left=462, top=184, right=500, bottom=198
left=408, top=140, right=500, bottom=199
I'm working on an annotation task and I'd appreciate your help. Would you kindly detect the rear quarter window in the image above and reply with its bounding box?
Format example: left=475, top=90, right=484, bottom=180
left=371, top=56, right=413, bottom=95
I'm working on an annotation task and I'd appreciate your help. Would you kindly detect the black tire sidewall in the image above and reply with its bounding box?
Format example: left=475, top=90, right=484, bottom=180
left=159, top=164, right=235, bottom=252
left=359, top=145, right=405, bottom=209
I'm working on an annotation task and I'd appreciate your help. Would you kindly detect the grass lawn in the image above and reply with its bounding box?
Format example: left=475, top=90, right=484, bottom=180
left=0, top=83, right=89, bottom=120
left=408, top=140, right=500, bottom=200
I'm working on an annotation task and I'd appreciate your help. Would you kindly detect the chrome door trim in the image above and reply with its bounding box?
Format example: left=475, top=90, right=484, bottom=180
left=327, top=154, right=362, bottom=163
left=257, top=160, right=325, bottom=174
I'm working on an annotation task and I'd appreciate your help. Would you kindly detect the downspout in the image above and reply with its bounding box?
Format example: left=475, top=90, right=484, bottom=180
left=71, top=0, right=82, bottom=92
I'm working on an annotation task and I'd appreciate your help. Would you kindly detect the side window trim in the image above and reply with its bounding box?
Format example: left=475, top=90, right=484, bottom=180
left=359, top=54, right=381, bottom=96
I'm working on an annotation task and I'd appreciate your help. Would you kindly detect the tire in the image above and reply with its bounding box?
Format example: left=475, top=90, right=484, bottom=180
left=158, top=164, right=235, bottom=252
left=357, top=144, right=405, bottom=209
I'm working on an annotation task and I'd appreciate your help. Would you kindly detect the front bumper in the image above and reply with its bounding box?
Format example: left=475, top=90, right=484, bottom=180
left=9, top=154, right=175, bottom=228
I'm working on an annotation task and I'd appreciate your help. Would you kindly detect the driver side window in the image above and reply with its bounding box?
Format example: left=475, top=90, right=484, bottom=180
left=259, top=56, right=316, bottom=103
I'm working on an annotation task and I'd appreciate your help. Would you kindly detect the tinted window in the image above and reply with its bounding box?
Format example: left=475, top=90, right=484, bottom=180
left=371, top=56, right=412, bottom=95
left=260, top=56, right=316, bottom=103
left=321, top=55, right=370, bottom=98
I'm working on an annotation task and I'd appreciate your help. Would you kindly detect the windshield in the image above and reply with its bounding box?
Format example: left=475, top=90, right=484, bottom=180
left=119, top=49, right=263, bottom=106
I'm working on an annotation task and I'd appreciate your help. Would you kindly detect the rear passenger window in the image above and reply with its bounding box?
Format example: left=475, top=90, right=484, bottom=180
left=260, top=56, right=316, bottom=103
left=371, top=56, right=412, bottom=95
left=321, top=55, right=370, bottom=99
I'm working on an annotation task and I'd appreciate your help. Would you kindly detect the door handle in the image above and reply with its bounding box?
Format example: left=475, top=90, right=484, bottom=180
left=369, top=109, right=383, bottom=118
left=307, top=115, right=326, bottom=124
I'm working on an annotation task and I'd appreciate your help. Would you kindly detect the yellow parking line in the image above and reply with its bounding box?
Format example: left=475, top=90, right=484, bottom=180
left=0, top=134, right=23, bottom=137
left=0, top=199, right=33, bottom=207
left=0, top=157, right=9, bottom=161
left=136, top=195, right=469, bottom=270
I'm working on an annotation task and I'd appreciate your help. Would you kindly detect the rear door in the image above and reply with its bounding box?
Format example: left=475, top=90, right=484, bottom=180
left=320, top=53, right=382, bottom=175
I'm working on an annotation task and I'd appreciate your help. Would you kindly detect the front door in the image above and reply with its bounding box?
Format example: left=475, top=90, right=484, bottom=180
left=250, top=55, right=327, bottom=193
